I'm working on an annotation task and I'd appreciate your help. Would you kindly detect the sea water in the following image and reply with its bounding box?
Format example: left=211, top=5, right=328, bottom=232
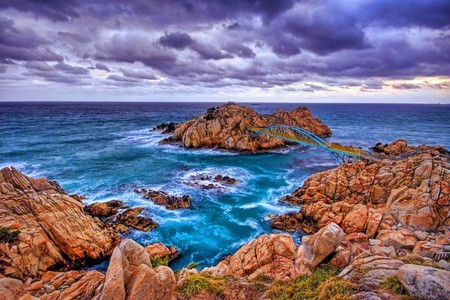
left=1, top=102, right=449, bottom=270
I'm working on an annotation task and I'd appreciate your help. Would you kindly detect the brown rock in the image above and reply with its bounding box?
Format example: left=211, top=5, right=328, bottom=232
left=136, top=189, right=191, bottom=209
left=0, top=167, right=120, bottom=279
left=204, top=234, right=297, bottom=279
left=164, top=103, right=331, bottom=151
left=295, top=222, right=346, bottom=276
left=276, top=148, right=449, bottom=237
left=0, top=277, right=27, bottom=300
left=339, top=249, right=404, bottom=290
left=116, top=207, right=158, bottom=231
left=84, top=200, right=125, bottom=218
left=145, top=242, right=180, bottom=263
left=99, top=239, right=176, bottom=300
left=377, top=229, right=417, bottom=251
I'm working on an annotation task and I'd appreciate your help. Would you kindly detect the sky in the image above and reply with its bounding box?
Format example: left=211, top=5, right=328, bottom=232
left=0, top=0, right=449, bottom=103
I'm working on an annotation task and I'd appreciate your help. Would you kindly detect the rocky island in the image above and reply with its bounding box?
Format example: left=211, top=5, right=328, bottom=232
left=161, top=103, right=332, bottom=151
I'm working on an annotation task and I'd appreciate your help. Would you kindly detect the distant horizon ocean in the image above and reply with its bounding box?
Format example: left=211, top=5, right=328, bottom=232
left=1, top=102, right=449, bottom=270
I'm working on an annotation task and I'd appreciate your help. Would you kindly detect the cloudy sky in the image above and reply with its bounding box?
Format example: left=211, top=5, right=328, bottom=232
left=0, top=0, right=449, bottom=103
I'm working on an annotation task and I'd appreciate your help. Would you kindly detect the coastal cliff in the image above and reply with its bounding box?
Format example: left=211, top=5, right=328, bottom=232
left=163, top=103, right=332, bottom=151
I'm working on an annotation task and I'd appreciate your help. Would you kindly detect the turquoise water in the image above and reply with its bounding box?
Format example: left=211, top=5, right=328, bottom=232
left=1, top=102, right=449, bottom=270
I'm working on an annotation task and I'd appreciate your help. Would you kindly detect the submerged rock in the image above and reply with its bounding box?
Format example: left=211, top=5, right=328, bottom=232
left=136, top=188, right=191, bottom=209
left=0, top=167, right=120, bottom=279
left=163, top=103, right=331, bottom=151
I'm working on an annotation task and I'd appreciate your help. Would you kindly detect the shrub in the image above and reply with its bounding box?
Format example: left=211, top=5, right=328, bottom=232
left=181, top=274, right=224, bottom=296
left=186, top=262, right=199, bottom=269
left=150, top=256, right=169, bottom=268
left=0, top=227, right=20, bottom=243
left=266, top=264, right=343, bottom=300
left=380, top=275, right=407, bottom=295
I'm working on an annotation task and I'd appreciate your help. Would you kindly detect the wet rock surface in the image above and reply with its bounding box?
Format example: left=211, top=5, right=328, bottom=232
left=163, top=103, right=332, bottom=151
left=136, top=188, right=191, bottom=209
left=183, top=173, right=238, bottom=190
left=153, top=122, right=180, bottom=134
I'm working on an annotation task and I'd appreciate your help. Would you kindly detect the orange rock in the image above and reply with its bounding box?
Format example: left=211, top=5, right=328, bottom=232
left=0, top=167, right=120, bottom=279
left=165, top=103, right=331, bottom=151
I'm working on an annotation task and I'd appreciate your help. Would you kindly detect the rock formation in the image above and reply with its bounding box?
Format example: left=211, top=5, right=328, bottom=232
left=145, top=242, right=180, bottom=263
left=99, top=239, right=176, bottom=300
left=163, top=103, right=331, bottom=151
left=0, top=167, right=120, bottom=279
left=203, top=234, right=298, bottom=280
left=279, top=142, right=449, bottom=236
left=135, top=188, right=191, bottom=209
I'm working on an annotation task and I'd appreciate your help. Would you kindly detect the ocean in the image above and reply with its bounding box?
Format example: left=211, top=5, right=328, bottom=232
left=1, top=102, right=449, bottom=270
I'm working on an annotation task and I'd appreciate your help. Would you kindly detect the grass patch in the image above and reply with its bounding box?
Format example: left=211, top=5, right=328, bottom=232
left=399, top=255, right=442, bottom=269
left=186, top=262, right=199, bottom=269
left=380, top=275, right=407, bottom=295
left=181, top=273, right=225, bottom=296
left=266, top=264, right=353, bottom=300
left=150, top=256, right=169, bottom=268
left=0, top=227, right=20, bottom=243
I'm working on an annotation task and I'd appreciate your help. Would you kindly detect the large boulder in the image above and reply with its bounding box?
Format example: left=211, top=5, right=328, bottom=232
left=0, top=167, right=120, bottom=279
left=295, top=222, right=346, bottom=276
left=145, top=242, right=180, bottom=263
left=203, top=234, right=297, bottom=280
left=397, top=264, right=450, bottom=300
left=339, top=249, right=404, bottom=291
left=164, top=103, right=331, bottom=151
left=99, top=239, right=176, bottom=300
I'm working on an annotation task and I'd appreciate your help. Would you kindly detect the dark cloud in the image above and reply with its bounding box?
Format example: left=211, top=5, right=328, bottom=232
left=94, top=33, right=178, bottom=70
left=95, top=62, right=110, bottom=72
left=0, top=0, right=449, bottom=96
left=392, top=83, right=421, bottom=90
left=191, top=42, right=232, bottom=60
left=0, top=0, right=80, bottom=22
left=159, top=32, right=193, bottom=50
left=24, top=61, right=53, bottom=72
left=0, top=45, right=63, bottom=62
left=54, top=62, right=89, bottom=74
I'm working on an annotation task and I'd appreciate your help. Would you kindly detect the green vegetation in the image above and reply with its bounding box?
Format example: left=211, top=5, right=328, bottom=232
left=380, top=275, right=407, bottom=295
left=186, top=262, right=199, bottom=269
left=399, top=255, right=442, bottom=269
left=0, top=227, right=20, bottom=243
left=266, top=264, right=355, bottom=300
left=181, top=273, right=225, bottom=296
left=150, top=256, right=169, bottom=267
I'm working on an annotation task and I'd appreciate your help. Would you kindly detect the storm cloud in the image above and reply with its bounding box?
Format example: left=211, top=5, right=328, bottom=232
left=0, top=0, right=449, bottom=101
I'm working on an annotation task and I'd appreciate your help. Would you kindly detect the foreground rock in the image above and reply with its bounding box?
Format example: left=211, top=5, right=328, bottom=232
left=99, top=239, right=176, bottom=300
left=163, top=103, right=331, bottom=151
left=203, top=234, right=297, bottom=280
left=135, top=188, right=191, bottom=209
left=145, top=242, right=180, bottom=263
left=279, top=142, right=449, bottom=237
left=0, top=167, right=120, bottom=279
left=397, top=264, right=450, bottom=300
left=295, top=222, right=345, bottom=276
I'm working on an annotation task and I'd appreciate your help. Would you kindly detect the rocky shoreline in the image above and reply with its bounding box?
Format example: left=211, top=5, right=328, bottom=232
left=1, top=136, right=449, bottom=299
